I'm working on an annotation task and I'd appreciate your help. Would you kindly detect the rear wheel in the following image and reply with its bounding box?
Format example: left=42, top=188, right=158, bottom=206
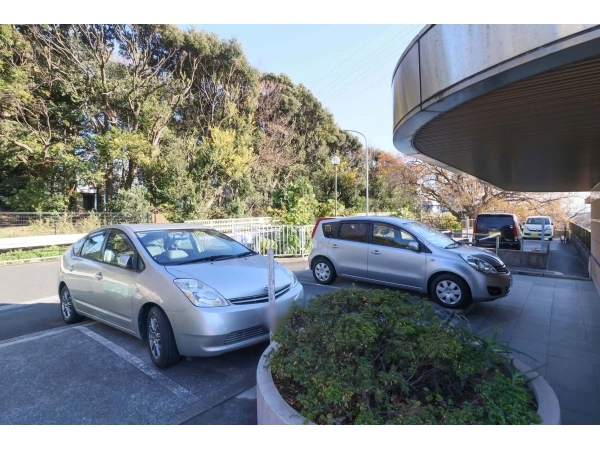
left=312, top=257, right=337, bottom=285
left=147, top=306, right=181, bottom=368
left=60, top=286, right=84, bottom=324
left=431, top=274, right=472, bottom=309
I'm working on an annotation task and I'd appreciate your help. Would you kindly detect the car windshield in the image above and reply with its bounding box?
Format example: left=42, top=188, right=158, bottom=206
left=402, top=221, right=457, bottom=249
left=135, top=229, right=255, bottom=265
left=526, top=218, right=550, bottom=225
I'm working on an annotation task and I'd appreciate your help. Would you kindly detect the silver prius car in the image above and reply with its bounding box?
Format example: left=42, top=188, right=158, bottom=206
left=58, top=224, right=305, bottom=368
left=309, top=217, right=512, bottom=309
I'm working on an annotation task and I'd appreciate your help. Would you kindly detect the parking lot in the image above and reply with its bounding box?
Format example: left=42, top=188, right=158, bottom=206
left=1, top=249, right=600, bottom=424
left=0, top=258, right=401, bottom=425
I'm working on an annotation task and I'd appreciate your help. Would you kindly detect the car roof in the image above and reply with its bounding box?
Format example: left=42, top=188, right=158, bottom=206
left=322, top=216, right=419, bottom=226
left=98, top=223, right=213, bottom=233
left=477, top=212, right=515, bottom=216
left=526, top=215, right=551, bottom=218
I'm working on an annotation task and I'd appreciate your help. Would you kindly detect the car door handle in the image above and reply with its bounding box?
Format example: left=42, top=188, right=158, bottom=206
left=95, top=272, right=103, bottom=280
left=371, top=250, right=381, bottom=255
left=332, top=244, right=339, bottom=248
left=68, top=265, right=75, bottom=271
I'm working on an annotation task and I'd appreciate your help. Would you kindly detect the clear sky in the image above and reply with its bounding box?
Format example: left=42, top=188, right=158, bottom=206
left=182, top=24, right=424, bottom=154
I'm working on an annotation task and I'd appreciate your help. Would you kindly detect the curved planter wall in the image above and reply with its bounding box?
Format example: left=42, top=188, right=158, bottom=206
left=257, top=342, right=561, bottom=425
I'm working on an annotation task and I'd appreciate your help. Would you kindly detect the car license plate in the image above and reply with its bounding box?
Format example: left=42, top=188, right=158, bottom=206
left=488, top=231, right=497, bottom=236
left=531, top=232, right=538, bottom=237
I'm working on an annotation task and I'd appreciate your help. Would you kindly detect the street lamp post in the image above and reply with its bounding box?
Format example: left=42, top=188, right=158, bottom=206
left=343, top=129, right=368, bottom=216
left=331, top=155, right=341, bottom=216
left=418, top=180, right=422, bottom=221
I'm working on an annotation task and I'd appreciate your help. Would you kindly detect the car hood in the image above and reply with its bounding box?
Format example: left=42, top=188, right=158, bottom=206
left=163, top=255, right=294, bottom=300
left=451, top=244, right=507, bottom=267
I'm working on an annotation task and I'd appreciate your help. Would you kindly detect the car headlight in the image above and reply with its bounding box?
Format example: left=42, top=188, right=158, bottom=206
left=460, top=255, right=498, bottom=274
left=291, top=273, right=299, bottom=287
left=173, top=279, right=229, bottom=307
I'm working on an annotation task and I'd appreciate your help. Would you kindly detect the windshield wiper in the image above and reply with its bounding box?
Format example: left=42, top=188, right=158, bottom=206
left=170, top=255, right=237, bottom=265
left=445, top=242, right=459, bottom=249
left=235, top=251, right=256, bottom=258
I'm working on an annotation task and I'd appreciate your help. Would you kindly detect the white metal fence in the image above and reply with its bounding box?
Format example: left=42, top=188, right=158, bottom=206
left=184, top=217, right=311, bottom=257
left=184, top=217, right=272, bottom=233
left=227, top=225, right=313, bottom=257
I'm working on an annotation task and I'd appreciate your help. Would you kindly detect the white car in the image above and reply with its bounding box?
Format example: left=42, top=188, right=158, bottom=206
left=523, top=216, right=553, bottom=240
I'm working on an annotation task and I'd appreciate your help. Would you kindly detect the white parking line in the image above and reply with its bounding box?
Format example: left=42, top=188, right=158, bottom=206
left=0, top=295, right=59, bottom=313
left=75, top=326, right=199, bottom=405
left=0, top=321, right=90, bottom=349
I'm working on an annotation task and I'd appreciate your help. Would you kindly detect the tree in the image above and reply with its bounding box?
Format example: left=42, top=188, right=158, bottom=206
left=400, top=158, right=586, bottom=228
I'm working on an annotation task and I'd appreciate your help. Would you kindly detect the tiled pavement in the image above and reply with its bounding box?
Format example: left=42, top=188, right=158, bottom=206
left=465, top=274, right=600, bottom=424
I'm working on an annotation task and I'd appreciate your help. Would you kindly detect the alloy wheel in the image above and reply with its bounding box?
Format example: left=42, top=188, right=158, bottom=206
left=148, top=315, right=162, bottom=360
left=61, top=289, right=73, bottom=320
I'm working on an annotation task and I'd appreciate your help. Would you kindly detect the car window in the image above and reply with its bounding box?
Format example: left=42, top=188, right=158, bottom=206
left=80, top=231, right=107, bottom=261
left=477, top=215, right=513, bottom=230
left=72, top=236, right=86, bottom=256
left=526, top=217, right=551, bottom=225
left=135, top=229, right=253, bottom=265
left=403, top=221, right=455, bottom=249
left=372, top=224, right=418, bottom=250
left=338, top=223, right=367, bottom=242
left=103, top=231, right=136, bottom=267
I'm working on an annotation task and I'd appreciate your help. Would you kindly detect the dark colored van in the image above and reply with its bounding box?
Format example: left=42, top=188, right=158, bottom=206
left=473, top=213, right=523, bottom=250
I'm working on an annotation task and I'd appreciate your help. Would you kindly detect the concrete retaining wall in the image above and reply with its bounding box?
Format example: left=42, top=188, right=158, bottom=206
left=497, top=242, right=549, bottom=269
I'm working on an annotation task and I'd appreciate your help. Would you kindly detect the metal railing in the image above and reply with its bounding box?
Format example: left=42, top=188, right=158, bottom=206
left=448, top=231, right=502, bottom=253
left=224, top=224, right=313, bottom=257
left=568, top=221, right=591, bottom=251
left=0, top=212, right=152, bottom=238
left=184, top=217, right=272, bottom=233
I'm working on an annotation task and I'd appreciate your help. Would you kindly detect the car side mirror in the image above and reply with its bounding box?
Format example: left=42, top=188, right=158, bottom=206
left=408, top=241, right=419, bottom=252
left=117, top=254, right=133, bottom=269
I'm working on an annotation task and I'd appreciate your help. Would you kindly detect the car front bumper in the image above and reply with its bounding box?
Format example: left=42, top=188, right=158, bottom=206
left=524, top=230, right=553, bottom=238
left=166, top=282, right=305, bottom=357
left=468, top=270, right=513, bottom=302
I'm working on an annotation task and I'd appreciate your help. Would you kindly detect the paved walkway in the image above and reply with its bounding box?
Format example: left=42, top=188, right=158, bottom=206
left=546, top=239, right=588, bottom=277
left=465, top=274, right=600, bottom=424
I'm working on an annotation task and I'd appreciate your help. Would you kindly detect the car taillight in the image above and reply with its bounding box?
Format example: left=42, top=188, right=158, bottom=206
left=311, top=217, right=333, bottom=238
left=513, top=219, right=519, bottom=241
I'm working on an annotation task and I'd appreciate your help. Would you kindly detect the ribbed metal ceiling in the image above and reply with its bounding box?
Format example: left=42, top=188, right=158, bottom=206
left=413, top=55, right=600, bottom=192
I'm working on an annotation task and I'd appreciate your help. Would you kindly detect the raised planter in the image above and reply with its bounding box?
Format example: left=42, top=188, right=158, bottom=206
left=256, top=342, right=561, bottom=425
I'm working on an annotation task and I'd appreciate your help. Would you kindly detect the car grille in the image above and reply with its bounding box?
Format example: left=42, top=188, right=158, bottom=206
left=494, top=265, right=510, bottom=274
left=224, top=325, right=269, bottom=345
left=228, top=284, right=292, bottom=305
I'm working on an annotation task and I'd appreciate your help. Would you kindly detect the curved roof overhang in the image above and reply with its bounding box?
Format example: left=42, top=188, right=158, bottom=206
left=392, top=24, right=600, bottom=192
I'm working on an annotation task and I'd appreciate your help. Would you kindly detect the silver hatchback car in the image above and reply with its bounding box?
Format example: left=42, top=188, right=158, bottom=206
left=58, top=224, right=305, bottom=368
left=309, top=217, right=512, bottom=309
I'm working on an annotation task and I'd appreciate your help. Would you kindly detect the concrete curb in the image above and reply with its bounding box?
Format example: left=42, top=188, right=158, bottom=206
left=256, top=342, right=314, bottom=425
left=257, top=343, right=561, bottom=425
left=513, top=358, right=561, bottom=425
left=0, top=255, right=62, bottom=266
left=510, top=268, right=591, bottom=281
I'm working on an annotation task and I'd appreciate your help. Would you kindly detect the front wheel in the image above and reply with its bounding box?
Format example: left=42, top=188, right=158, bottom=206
left=147, top=306, right=181, bottom=369
left=60, top=286, right=84, bottom=324
left=431, top=274, right=472, bottom=309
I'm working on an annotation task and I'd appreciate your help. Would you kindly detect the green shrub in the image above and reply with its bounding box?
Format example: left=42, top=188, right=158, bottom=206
left=267, top=289, right=540, bottom=425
